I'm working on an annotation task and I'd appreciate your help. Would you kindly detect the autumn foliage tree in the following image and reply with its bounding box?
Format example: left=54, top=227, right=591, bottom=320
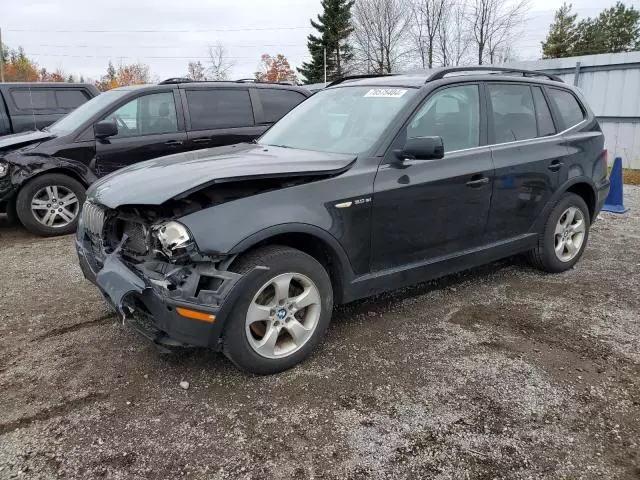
left=1, top=46, right=39, bottom=81
left=95, top=61, right=151, bottom=91
left=255, top=54, right=298, bottom=83
left=1, top=45, right=73, bottom=82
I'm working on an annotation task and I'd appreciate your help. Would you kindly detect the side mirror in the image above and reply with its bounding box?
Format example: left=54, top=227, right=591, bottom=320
left=396, top=136, right=444, bottom=160
left=94, top=120, right=118, bottom=139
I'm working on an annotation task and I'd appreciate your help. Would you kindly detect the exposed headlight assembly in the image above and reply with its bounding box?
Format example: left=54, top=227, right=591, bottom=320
left=0, top=161, right=8, bottom=178
left=152, top=221, right=193, bottom=257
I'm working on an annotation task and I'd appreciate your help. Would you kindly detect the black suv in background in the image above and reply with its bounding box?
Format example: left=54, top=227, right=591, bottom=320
left=77, top=67, right=609, bottom=374
left=0, top=82, right=99, bottom=135
left=0, top=79, right=309, bottom=235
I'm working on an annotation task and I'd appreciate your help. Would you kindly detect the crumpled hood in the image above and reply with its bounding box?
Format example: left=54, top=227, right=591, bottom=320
left=0, top=130, right=56, bottom=152
left=88, top=143, right=356, bottom=209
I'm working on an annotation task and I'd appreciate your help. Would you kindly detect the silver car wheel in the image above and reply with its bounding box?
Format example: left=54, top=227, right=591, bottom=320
left=30, top=185, right=80, bottom=228
left=554, top=206, right=586, bottom=262
left=245, top=272, right=322, bottom=359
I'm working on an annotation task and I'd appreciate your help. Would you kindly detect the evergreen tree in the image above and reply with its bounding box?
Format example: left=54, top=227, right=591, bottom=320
left=572, top=19, right=603, bottom=56
left=541, top=3, right=578, bottom=58
left=106, top=61, right=117, bottom=82
left=596, top=2, right=640, bottom=53
left=572, top=2, right=639, bottom=56
left=298, top=0, right=354, bottom=83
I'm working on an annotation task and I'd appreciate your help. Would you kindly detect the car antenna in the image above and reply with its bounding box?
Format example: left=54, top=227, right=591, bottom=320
left=28, top=86, right=37, bottom=131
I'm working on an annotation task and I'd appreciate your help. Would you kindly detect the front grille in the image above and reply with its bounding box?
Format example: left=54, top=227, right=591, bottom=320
left=82, top=201, right=105, bottom=236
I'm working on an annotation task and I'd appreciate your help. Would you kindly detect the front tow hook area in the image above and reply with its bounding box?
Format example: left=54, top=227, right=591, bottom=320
left=96, top=250, right=146, bottom=317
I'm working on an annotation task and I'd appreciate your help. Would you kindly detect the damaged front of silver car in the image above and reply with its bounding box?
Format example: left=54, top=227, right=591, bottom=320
left=75, top=143, right=357, bottom=352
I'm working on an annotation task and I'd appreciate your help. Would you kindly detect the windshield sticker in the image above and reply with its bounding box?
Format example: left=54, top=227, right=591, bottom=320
left=364, top=88, right=408, bottom=98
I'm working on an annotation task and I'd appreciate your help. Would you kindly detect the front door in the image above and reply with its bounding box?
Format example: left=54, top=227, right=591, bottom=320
left=94, top=91, right=188, bottom=177
left=371, top=83, right=494, bottom=271
left=484, top=83, right=567, bottom=243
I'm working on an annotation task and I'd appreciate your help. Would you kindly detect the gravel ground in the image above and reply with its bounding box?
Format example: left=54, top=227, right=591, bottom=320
left=1, top=187, right=639, bottom=480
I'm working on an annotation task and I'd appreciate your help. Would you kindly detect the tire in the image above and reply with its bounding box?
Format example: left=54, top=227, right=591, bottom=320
left=16, top=173, right=86, bottom=237
left=528, top=192, right=590, bottom=273
left=222, top=245, right=333, bottom=375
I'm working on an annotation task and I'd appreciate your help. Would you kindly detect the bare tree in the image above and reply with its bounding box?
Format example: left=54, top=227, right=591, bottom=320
left=410, top=0, right=447, bottom=69
left=351, top=0, right=412, bottom=74
left=469, top=0, right=530, bottom=65
left=187, top=61, right=206, bottom=81
left=207, top=42, right=235, bottom=80
left=438, top=1, right=472, bottom=66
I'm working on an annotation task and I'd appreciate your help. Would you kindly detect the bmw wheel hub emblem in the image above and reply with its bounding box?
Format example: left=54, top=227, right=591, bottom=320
left=277, top=308, right=287, bottom=320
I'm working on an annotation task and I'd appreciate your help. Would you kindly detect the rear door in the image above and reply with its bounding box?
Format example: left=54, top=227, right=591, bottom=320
left=182, top=87, right=264, bottom=148
left=484, top=82, right=568, bottom=243
left=94, top=90, right=188, bottom=176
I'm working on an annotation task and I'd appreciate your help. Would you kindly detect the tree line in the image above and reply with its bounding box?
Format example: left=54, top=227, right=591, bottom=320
left=298, top=0, right=640, bottom=83
left=2, top=1, right=639, bottom=87
left=541, top=2, right=640, bottom=59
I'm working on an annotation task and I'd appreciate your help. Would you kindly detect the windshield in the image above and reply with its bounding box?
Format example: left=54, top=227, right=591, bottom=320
left=47, top=89, right=130, bottom=136
left=259, top=86, right=417, bottom=154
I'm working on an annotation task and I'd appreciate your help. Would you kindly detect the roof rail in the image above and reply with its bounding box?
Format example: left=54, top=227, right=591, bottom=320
left=158, top=77, right=194, bottom=85
left=327, top=73, right=399, bottom=87
left=235, top=78, right=257, bottom=83
left=426, top=66, right=564, bottom=83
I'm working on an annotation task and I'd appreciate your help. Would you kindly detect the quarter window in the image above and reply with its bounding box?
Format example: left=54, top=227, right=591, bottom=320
left=532, top=87, right=556, bottom=137
left=186, top=89, right=254, bottom=130
left=103, top=92, right=179, bottom=138
left=257, top=89, right=307, bottom=123
left=488, top=84, right=537, bottom=143
left=407, top=84, right=480, bottom=152
left=55, top=90, right=90, bottom=109
left=548, top=88, right=585, bottom=129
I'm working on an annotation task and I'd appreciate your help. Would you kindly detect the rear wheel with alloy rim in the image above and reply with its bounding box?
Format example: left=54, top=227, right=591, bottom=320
left=16, top=173, right=86, bottom=237
left=528, top=192, right=591, bottom=273
left=223, top=246, right=333, bottom=374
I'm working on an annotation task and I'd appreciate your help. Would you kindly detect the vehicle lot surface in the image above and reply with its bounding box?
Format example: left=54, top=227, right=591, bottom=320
left=1, top=187, right=639, bottom=480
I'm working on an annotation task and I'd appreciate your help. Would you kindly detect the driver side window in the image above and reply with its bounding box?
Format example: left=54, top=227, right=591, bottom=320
left=104, top=92, right=179, bottom=138
left=407, top=85, right=480, bottom=153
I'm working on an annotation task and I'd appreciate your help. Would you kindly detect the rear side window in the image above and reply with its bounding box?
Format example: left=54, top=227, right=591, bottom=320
left=186, top=89, right=254, bottom=130
left=55, top=89, right=90, bottom=109
left=257, top=89, right=306, bottom=123
left=548, top=88, right=585, bottom=128
left=487, top=84, right=537, bottom=143
left=11, top=89, right=56, bottom=110
left=532, top=87, right=556, bottom=137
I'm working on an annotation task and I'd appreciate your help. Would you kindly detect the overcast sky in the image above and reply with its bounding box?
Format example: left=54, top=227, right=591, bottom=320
left=3, top=0, right=640, bottom=82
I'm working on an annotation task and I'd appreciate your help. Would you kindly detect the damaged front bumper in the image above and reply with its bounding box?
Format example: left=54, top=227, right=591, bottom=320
left=75, top=216, right=246, bottom=350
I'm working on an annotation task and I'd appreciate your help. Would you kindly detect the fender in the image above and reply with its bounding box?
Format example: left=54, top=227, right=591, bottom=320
left=531, top=175, right=599, bottom=234
left=228, top=222, right=357, bottom=291
left=8, top=154, right=98, bottom=190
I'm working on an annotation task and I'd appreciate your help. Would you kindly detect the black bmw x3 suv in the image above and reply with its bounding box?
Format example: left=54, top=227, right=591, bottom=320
left=0, top=79, right=309, bottom=236
left=77, top=67, right=609, bottom=374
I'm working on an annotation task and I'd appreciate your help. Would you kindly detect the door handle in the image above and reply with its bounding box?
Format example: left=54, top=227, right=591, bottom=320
left=548, top=159, right=564, bottom=172
left=165, top=140, right=183, bottom=146
left=466, top=176, right=490, bottom=187
left=192, top=138, right=211, bottom=144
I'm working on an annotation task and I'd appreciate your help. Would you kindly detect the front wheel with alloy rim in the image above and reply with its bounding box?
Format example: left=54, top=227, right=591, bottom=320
left=223, top=245, right=333, bottom=375
left=528, top=192, right=591, bottom=273
left=16, top=173, right=86, bottom=236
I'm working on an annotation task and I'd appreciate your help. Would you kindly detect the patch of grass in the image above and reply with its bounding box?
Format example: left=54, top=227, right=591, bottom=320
left=622, top=168, right=640, bottom=185
left=607, top=167, right=640, bottom=185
